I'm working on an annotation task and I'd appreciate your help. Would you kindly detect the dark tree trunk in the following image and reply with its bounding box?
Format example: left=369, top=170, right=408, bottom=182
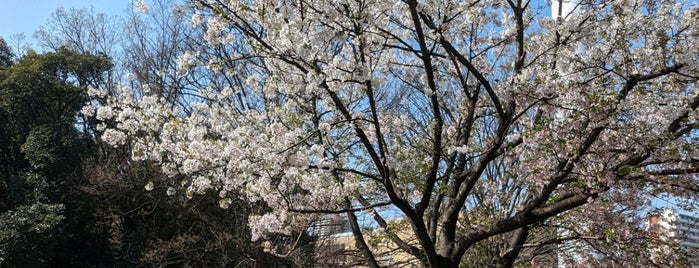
left=491, top=226, right=530, bottom=268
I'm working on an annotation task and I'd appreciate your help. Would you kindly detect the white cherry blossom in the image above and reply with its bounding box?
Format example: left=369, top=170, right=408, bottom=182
left=94, top=0, right=699, bottom=266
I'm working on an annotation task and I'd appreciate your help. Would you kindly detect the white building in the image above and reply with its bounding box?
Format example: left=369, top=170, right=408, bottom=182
left=649, top=208, right=699, bottom=251
left=307, top=214, right=352, bottom=237
left=648, top=208, right=699, bottom=267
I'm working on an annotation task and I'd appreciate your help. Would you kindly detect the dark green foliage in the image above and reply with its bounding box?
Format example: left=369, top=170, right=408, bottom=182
left=0, top=46, right=113, bottom=267
left=0, top=38, right=11, bottom=67
left=0, top=203, right=64, bottom=267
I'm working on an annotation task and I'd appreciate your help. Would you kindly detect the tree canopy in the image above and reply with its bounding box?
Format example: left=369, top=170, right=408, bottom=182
left=0, top=0, right=695, bottom=267
left=95, top=0, right=699, bottom=266
left=0, top=46, right=114, bottom=267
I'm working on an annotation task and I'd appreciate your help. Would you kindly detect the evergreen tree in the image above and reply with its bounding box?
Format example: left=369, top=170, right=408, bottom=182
left=0, top=47, right=113, bottom=267
left=0, top=38, right=11, bottom=67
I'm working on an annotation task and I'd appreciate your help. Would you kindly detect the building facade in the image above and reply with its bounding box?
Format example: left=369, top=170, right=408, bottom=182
left=648, top=208, right=699, bottom=265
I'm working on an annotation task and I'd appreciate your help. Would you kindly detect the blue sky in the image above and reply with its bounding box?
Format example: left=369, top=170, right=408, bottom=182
left=0, top=0, right=131, bottom=44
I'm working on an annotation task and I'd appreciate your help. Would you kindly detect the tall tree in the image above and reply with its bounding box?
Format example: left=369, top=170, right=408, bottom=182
left=0, top=38, right=12, bottom=67
left=0, top=48, right=113, bottom=267
left=98, top=0, right=699, bottom=266
left=120, top=0, right=195, bottom=103
left=34, top=7, right=122, bottom=56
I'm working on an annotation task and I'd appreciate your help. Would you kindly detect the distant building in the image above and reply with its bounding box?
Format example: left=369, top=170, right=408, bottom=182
left=648, top=208, right=699, bottom=264
left=307, top=214, right=352, bottom=237
left=307, top=215, right=421, bottom=267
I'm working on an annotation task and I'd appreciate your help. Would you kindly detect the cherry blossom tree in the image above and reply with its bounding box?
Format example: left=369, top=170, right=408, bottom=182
left=93, top=0, right=699, bottom=266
